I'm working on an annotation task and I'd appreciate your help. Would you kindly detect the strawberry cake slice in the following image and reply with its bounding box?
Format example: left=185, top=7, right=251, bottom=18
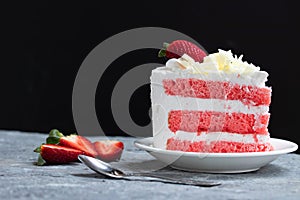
left=151, top=41, right=273, bottom=153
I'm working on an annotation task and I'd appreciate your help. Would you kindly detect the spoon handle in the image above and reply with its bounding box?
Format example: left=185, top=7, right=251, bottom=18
left=123, top=175, right=221, bottom=187
left=78, top=155, right=220, bottom=187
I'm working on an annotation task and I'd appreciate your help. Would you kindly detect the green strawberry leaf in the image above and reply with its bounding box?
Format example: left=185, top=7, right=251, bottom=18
left=34, top=145, right=42, bottom=153
left=158, top=42, right=169, bottom=58
left=36, top=154, right=46, bottom=166
left=158, top=49, right=166, bottom=57
left=48, top=129, right=64, bottom=139
left=163, top=42, right=169, bottom=49
left=46, top=137, right=60, bottom=144
left=46, top=129, right=64, bottom=144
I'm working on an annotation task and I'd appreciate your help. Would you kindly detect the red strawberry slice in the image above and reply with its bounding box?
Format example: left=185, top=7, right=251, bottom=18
left=94, top=141, right=124, bottom=162
left=158, top=40, right=207, bottom=62
left=59, top=135, right=97, bottom=157
left=40, top=144, right=83, bottom=164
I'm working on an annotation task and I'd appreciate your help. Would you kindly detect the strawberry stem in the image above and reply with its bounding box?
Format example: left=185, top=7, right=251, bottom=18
left=46, top=129, right=64, bottom=144
left=158, top=42, right=169, bottom=58
left=158, top=49, right=166, bottom=57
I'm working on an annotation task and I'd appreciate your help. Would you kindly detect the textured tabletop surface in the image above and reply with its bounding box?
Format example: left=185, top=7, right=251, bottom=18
left=0, top=130, right=299, bottom=200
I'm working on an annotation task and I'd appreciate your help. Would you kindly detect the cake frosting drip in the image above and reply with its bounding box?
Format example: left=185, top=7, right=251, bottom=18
left=166, top=49, right=269, bottom=82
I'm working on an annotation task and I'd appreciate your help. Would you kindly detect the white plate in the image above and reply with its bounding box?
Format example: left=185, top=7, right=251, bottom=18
left=134, top=137, right=298, bottom=173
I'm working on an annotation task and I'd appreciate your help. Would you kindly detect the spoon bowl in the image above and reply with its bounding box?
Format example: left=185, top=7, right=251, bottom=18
left=78, top=155, right=125, bottom=178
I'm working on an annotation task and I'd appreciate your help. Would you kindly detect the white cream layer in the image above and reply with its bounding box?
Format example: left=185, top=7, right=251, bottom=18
left=174, top=131, right=269, bottom=144
left=151, top=95, right=269, bottom=114
left=152, top=66, right=269, bottom=87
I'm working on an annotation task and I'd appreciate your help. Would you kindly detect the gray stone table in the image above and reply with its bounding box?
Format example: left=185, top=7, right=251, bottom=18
left=0, top=130, right=299, bottom=200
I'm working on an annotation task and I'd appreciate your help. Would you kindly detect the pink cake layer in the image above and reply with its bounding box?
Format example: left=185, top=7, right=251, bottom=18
left=166, top=138, right=273, bottom=153
left=168, top=110, right=269, bottom=134
left=163, top=79, right=271, bottom=106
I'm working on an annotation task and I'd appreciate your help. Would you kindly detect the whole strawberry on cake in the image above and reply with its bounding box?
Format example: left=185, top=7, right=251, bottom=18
left=152, top=40, right=273, bottom=153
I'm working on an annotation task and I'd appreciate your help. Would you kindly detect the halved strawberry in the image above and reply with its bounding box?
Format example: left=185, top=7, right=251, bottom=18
left=94, top=141, right=124, bottom=162
left=158, top=40, right=207, bottom=62
left=59, top=135, right=97, bottom=157
left=40, top=144, right=83, bottom=164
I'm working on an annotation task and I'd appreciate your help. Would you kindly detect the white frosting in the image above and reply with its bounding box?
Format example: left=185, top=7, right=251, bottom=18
left=163, top=49, right=269, bottom=87
left=152, top=66, right=269, bottom=87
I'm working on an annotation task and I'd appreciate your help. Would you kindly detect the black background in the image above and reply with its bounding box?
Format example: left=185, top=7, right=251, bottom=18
left=1, top=1, right=297, bottom=153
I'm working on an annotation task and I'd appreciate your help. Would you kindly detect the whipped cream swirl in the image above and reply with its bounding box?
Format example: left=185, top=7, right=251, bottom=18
left=166, top=49, right=267, bottom=76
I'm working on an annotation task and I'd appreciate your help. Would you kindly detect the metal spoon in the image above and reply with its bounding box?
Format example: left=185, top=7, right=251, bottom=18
left=78, top=155, right=221, bottom=187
